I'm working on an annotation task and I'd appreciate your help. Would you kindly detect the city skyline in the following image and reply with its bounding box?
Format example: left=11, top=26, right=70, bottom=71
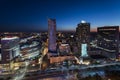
left=0, top=0, right=120, bottom=32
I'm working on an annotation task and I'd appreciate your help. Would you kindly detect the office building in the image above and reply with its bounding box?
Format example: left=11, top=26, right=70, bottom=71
left=48, top=18, right=57, bottom=55
left=97, top=26, right=119, bottom=58
left=75, top=20, right=90, bottom=57
left=1, top=37, right=20, bottom=63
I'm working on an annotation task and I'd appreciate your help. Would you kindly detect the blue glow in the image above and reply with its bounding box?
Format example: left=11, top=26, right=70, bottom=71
left=81, top=44, right=88, bottom=57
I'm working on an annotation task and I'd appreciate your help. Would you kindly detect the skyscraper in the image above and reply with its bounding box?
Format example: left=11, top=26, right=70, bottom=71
left=97, top=26, right=119, bottom=59
left=48, top=18, right=57, bottom=55
left=76, top=20, right=90, bottom=57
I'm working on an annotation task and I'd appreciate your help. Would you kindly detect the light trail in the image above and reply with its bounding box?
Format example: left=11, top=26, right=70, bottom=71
left=12, top=61, right=29, bottom=80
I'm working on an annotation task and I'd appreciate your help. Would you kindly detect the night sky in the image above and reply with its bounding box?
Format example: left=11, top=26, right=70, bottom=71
left=0, top=0, right=120, bottom=32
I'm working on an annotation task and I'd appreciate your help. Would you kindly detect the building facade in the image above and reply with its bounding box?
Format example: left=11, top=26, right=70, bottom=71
left=75, top=21, right=90, bottom=57
left=97, top=26, right=119, bottom=59
left=1, top=37, right=20, bottom=63
left=48, top=18, right=57, bottom=55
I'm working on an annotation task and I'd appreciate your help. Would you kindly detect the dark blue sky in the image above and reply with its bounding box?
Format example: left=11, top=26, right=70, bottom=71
left=0, top=0, right=120, bottom=32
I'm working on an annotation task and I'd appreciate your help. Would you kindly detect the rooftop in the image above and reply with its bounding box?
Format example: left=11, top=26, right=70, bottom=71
left=81, top=20, right=86, bottom=23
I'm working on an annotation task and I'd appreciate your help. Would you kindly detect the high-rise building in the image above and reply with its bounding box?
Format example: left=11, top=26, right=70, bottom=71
left=97, top=26, right=119, bottom=59
left=1, top=37, right=20, bottom=63
left=75, top=20, right=90, bottom=57
left=48, top=18, right=57, bottom=55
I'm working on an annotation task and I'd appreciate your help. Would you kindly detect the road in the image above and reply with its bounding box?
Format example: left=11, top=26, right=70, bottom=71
left=12, top=61, right=29, bottom=80
left=23, top=62, right=120, bottom=80
left=67, top=62, right=120, bottom=71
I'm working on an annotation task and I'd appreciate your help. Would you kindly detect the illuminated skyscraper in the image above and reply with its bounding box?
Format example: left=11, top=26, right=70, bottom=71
left=48, top=18, right=57, bottom=55
left=97, top=26, right=119, bottom=58
left=76, top=20, right=90, bottom=57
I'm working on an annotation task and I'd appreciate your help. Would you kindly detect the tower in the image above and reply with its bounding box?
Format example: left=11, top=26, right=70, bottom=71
left=75, top=20, right=90, bottom=57
left=48, top=18, right=57, bottom=56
